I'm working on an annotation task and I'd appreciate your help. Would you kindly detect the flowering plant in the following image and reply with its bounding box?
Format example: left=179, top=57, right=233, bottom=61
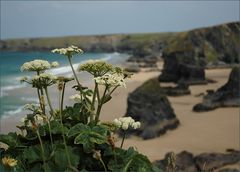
left=0, top=46, right=162, bottom=172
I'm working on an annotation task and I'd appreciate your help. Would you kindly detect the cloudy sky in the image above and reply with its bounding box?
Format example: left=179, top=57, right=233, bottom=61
left=1, top=1, right=239, bottom=40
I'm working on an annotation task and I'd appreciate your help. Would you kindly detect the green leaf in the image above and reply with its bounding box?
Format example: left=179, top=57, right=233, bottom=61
left=23, top=144, right=51, bottom=164
left=108, top=147, right=155, bottom=172
left=67, top=123, right=90, bottom=138
left=50, top=121, right=68, bottom=134
left=54, top=147, right=80, bottom=170
left=0, top=132, right=19, bottom=147
left=102, top=95, right=112, bottom=104
left=74, top=130, right=106, bottom=153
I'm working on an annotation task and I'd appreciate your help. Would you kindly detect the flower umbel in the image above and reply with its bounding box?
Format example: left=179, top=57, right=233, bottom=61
left=2, top=157, right=18, bottom=167
left=51, top=61, right=59, bottom=68
left=78, top=60, right=114, bottom=76
left=113, top=117, right=141, bottom=130
left=94, top=73, right=126, bottom=88
left=51, top=45, right=83, bottom=57
left=21, top=59, right=51, bottom=72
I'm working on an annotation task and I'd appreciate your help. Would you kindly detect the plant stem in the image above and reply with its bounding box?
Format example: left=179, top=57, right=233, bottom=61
left=36, top=129, right=47, bottom=172
left=44, top=87, right=54, bottom=116
left=59, top=83, right=72, bottom=168
left=120, top=131, right=126, bottom=148
left=37, top=88, right=44, bottom=113
left=67, top=56, right=82, bottom=93
left=99, top=158, right=108, bottom=172
left=90, top=82, right=98, bottom=122
left=46, top=120, right=54, bottom=150
left=95, top=86, right=108, bottom=124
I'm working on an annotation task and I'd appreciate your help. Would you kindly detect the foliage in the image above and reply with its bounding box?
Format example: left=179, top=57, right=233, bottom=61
left=0, top=46, right=162, bottom=172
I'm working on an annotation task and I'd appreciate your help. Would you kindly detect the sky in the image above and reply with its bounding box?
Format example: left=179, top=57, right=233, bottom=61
left=0, top=1, right=239, bottom=40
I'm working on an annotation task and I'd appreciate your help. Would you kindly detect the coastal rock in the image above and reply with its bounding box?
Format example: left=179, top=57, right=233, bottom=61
left=159, top=51, right=207, bottom=84
left=193, top=67, right=240, bottom=112
left=124, top=77, right=179, bottom=139
left=159, top=22, right=240, bottom=84
left=154, top=151, right=197, bottom=172
left=154, top=150, right=240, bottom=172
left=195, top=151, right=240, bottom=171
left=124, top=63, right=141, bottom=73
left=161, top=82, right=191, bottom=96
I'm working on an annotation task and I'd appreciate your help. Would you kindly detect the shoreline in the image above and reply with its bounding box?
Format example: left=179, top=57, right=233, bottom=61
left=0, top=66, right=239, bottom=162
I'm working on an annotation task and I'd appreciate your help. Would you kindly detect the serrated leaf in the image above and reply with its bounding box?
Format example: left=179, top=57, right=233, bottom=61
left=23, top=144, right=51, bottom=164
left=54, top=147, right=80, bottom=170
left=67, top=123, right=90, bottom=138
left=50, top=121, right=68, bottom=134
left=0, top=132, right=18, bottom=147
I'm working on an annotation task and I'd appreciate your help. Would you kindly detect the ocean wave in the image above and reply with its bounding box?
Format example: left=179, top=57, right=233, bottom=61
left=1, top=106, right=24, bottom=119
left=1, top=85, right=26, bottom=97
left=21, top=97, right=39, bottom=102
left=48, top=52, right=118, bottom=76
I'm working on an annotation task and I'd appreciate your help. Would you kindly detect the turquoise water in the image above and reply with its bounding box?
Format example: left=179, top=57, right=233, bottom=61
left=0, top=51, right=129, bottom=119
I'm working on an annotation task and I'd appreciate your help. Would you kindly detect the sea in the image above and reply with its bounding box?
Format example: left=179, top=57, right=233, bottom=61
left=0, top=51, right=129, bottom=119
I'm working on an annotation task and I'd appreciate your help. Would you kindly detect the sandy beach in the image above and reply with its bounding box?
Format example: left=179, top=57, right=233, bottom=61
left=0, top=66, right=239, bottom=162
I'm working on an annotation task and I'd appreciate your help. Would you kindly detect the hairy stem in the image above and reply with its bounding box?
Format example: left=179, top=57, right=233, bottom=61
left=95, top=86, right=108, bottom=124
left=99, top=158, right=108, bottom=172
left=120, top=131, right=126, bottom=148
left=36, top=129, right=47, bottom=172
left=59, top=83, right=72, bottom=168
left=90, top=82, right=98, bottom=122
left=37, top=88, right=44, bottom=112
left=46, top=120, right=54, bottom=150
left=44, top=87, right=54, bottom=116
left=67, top=56, right=82, bottom=93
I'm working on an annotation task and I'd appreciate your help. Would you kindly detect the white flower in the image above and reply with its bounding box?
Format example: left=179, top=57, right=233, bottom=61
left=51, top=61, right=59, bottom=67
left=113, top=119, right=122, bottom=128
left=24, top=103, right=42, bottom=114
left=20, top=76, right=28, bottom=83
left=21, top=59, right=51, bottom=72
left=122, top=123, right=129, bottom=130
left=69, top=94, right=82, bottom=102
left=131, top=122, right=141, bottom=129
left=31, top=73, right=57, bottom=87
left=51, top=45, right=83, bottom=57
left=20, top=117, right=27, bottom=123
left=69, top=93, right=95, bottom=103
left=94, top=74, right=126, bottom=88
left=34, top=115, right=44, bottom=124
left=113, top=117, right=141, bottom=130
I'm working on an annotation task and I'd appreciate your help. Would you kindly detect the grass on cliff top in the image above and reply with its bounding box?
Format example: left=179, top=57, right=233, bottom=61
left=2, top=32, right=176, bottom=49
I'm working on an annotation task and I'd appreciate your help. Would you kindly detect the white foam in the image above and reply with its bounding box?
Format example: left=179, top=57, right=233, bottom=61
left=1, top=106, right=24, bottom=119
left=48, top=53, right=116, bottom=76
left=21, top=97, right=39, bottom=102
left=1, top=85, right=25, bottom=91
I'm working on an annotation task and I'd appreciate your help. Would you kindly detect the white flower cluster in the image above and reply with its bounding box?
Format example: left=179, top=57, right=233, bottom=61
left=69, top=94, right=95, bottom=103
left=21, top=59, right=51, bottom=72
left=94, top=74, right=126, bottom=88
left=51, top=61, right=59, bottom=68
left=21, top=114, right=44, bottom=125
left=51, top=45, right=83, bottom=57
left=113, top=117, right=141, bottom=130
left=69, top=94, right=82, bottom=102
left=31, top=73, right=57, bottom=82
left=24, top=103, right=42, bottom=114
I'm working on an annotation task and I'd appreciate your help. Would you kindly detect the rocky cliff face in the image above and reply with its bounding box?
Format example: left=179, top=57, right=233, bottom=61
left=159, top=22, right=240, bottom=84
left=193, top=67, right=240, bottom=112
left=124, top=78, right=179, bottom=139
